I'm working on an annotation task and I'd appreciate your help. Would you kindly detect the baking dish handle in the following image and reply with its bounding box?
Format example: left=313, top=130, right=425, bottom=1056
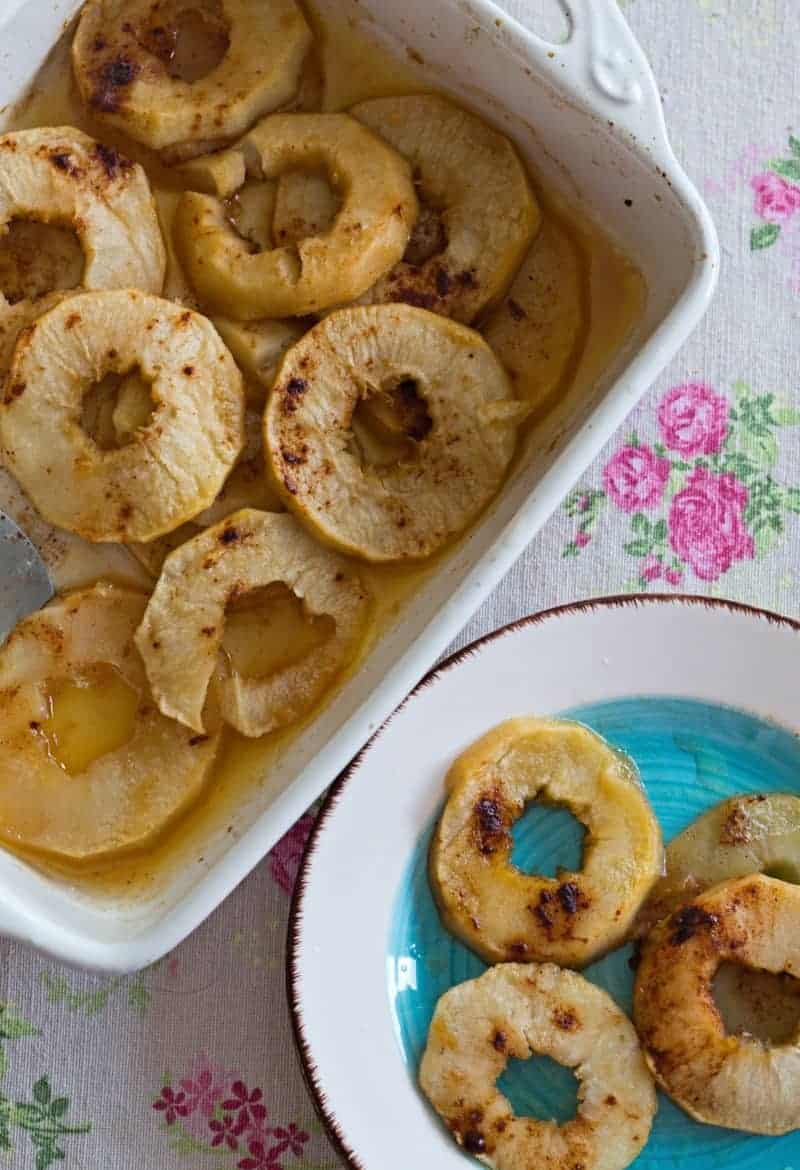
left=557, top=0, right=671, bottom=157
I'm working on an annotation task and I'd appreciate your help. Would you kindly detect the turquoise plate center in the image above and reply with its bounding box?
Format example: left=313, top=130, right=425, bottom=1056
left=387, top=696, right=800, bottom=1169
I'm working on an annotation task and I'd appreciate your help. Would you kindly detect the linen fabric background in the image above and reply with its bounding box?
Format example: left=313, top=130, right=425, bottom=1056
left=2, top=1, right=799, bottom=1166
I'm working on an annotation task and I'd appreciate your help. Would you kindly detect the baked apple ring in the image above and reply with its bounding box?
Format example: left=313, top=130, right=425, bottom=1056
left=128, top=405, right=283, bottom=576
left=636, top=792, right=800, bottom=936
left=72, top=0, right=312, bottom=152
left=634, top=873, right=800, bottom=1134
left=212, top=316, right=306, bottom=393
left=351, top=94, right=540, bottom=322
left=1, top=294, right=64, bottom=383
left=430, top=718, right=663, bottom=966
left=0, top=126, right=165, bottom=378
left=0, top=290, right=245, bottom=543
left=483, top=217, right=586, bottom=414
left=264, top=305, right=522, bottom=562
left=134, top=509, right=370, bottom=736
left=272, top=169, right=338, bottom=248
left=173, top=113, right=417, bottom=319
left=0, top=583, right=219, bottom=860
left=421, top=963, right=656, bottom=1170
left=190, top=166, right=336, bottom=251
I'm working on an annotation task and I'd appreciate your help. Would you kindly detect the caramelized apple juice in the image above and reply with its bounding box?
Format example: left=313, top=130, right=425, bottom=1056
left=1, top=5, right=643, bottom=891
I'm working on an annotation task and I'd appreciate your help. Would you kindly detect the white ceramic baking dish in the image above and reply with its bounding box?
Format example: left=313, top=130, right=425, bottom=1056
left=0, top=0, right=717, bottom=972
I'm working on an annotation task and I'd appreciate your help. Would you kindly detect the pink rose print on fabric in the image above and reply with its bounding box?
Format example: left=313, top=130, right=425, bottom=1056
left=602, top=444, right=670, bottom=513
left=564, top=378, right=800, bottom=585
left=639, top=553, right=662, bottom=584
left=751, top=171, right=800, bottom=223
left=747, top=135, right=800, bottom=254
left=668, top=468, right=755, bottom=581
left=657, top=382, right=729, bottom=456
left=269, top=813, right=315, bottom=895
left=639, top=553, right=683, bottom=587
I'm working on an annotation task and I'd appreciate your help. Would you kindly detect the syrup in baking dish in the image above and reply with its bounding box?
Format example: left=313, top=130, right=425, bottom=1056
left=41, top=666, right=139, bottom=776
left=1, top=3, right=644, bottom=893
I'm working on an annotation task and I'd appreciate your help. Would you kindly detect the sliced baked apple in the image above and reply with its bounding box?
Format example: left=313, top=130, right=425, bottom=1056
left=634, top=873, right=800, bottom=1134
left=109, top=368, right=157, bottom=444
left=128, top=406, right=282, bottom=574
left=636, top=792, right=800, bottom=936
left=0, top=126, right=165, bottom=381
left=72, top=0, right=312, bottom=152
left=1, top=293, right=66, bottom=385
left=135, top=509, right=370, bottom=736
left=226, top=178, right=278, bottom=251
left=212, top=317, right=306, bottom=392
left=483, top=217, right=586, bottom=413
left=128, top=523, right=196, bottom=578
left=0, top=290, right=245, bottom=543
left=421, top=963, right=655, bottom=1170
left=174, top=141, right=249, bottom=197
left=173, top=112, right=417, bottom=318
left=430, top=717, right=663, bottom=966
left=194, top=407, right=282, bottom=523
left=0, top=219, right=84, bottom=307
left=272, top=170, right=339, bottom=248
left=0, top=467, right=151, bottom=592
left=265, top=305, right=522, bottom=561
left=0, top=583, right=219, bottom=860
left=351, top=94, right=540, bottom=322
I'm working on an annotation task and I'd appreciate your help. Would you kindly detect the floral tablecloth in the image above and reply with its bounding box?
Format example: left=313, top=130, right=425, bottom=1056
left=2, top=1, right=800, bottom=1166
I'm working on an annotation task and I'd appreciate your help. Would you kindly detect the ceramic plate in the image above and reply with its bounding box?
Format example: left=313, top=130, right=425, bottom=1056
left=288, top=596, right=800, bottom=1170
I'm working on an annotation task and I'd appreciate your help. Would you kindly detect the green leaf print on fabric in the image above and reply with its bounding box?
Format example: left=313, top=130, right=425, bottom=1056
left=563, top=379, right=800, bottom=587
left=734, top=389, right=778, bottom=436
left=740, top=426, right=778, bottom=468
left=562, top=488, right=605, bottom=556
left=0, top=1003, right=38, bottom=1081
left=39, top=966, right=154, bottom=1017
left=0, top=1004, right=38, bottom=1042
left=769, top=157, right=800, bottom=182
left=0, top=1007, right=91, bottom=1167
left=745, top=475, right=784, bottom=533
left=11, top=1076, right=91, bottom=1170
left=750, top=222, right=780, bottom=250
left=623, top=513, right=670, bottom=564
left=773, top=405, right=800, bottom=425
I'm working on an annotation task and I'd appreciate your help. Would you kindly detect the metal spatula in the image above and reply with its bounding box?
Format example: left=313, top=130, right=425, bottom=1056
left=0, top=510, right=54, bottom=643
